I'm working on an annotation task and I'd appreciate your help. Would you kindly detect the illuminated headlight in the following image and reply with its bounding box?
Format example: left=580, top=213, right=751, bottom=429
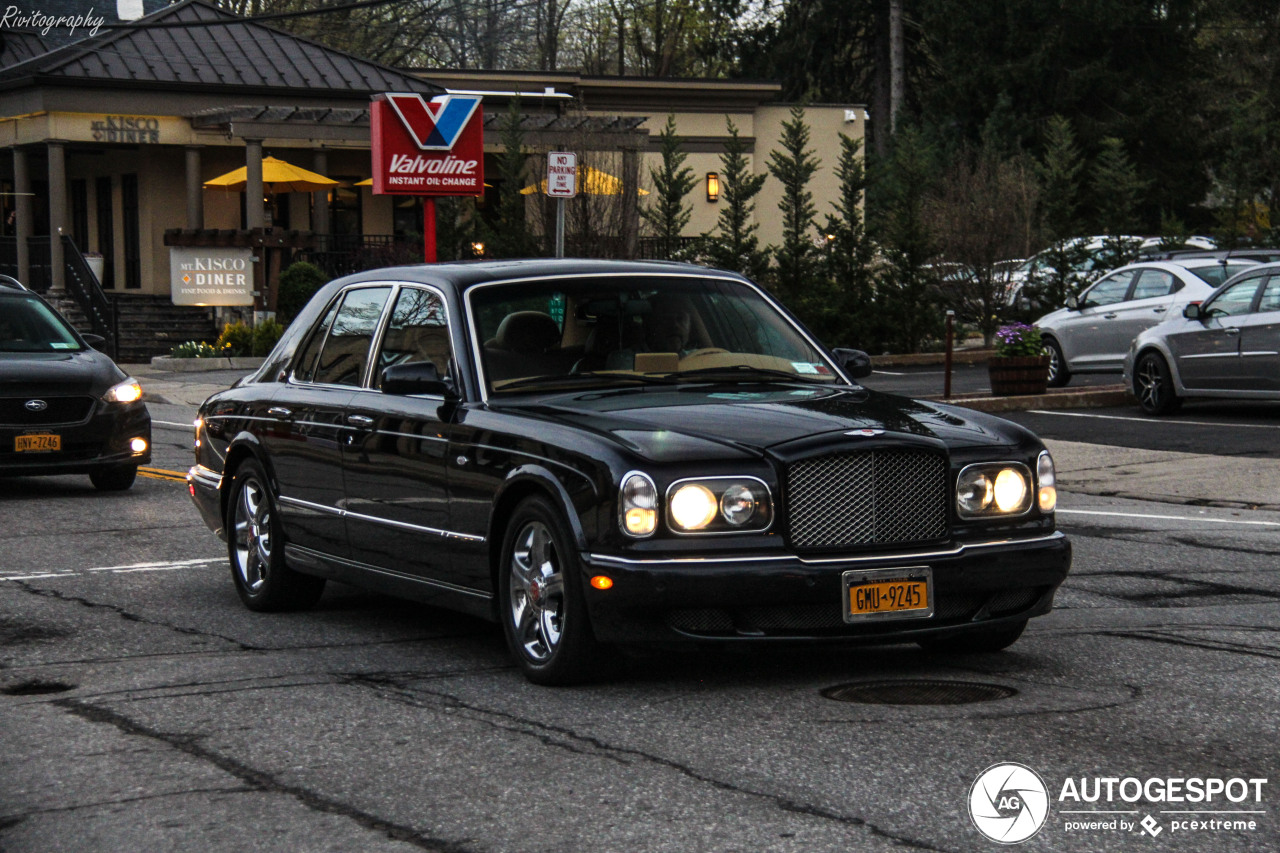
left=130, top=437, right=148, bottom=454
left=666, top=477, right=772, bottom=534
left=957, top=463, right=1032, bottom=518
left=619, top=472, right=658, bottom=538
left=1037, top=450, right=1057, bottom=513
left=103, top=378, right=143, bottom=404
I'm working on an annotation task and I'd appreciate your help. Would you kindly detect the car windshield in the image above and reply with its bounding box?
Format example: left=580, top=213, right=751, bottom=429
left=0, top=297, right=84, bottom=352
left=1190, top=263, right=1256, bottom=288
left=470, top=275, right=842, bottom=394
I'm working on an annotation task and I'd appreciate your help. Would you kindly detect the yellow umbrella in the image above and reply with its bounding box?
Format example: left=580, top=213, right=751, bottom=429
left=521, top=165, right=649, bottom=196
left=204, top=156, right=339, bottom=193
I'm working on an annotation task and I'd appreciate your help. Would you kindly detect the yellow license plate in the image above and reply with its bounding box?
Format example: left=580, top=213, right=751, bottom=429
left=15, top=434, right=61, bottom=452
left=843, top=567, right=933, bottom=622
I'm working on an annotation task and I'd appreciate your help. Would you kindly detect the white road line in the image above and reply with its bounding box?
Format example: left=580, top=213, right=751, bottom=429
left=1058, top=509, right=1280, bottom=528
left=870, top=369, right=908, bottom=376
left=85, top=558, right=223, bottom=572
left=1028, top=410, right=1280, bottom=430
left=153, top=420, right=196, bottom=429
left=0, top=557, right=223, bottom=581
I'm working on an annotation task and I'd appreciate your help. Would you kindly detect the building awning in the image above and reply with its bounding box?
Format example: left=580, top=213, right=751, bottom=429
left=204, top=156, right=339, bottom=193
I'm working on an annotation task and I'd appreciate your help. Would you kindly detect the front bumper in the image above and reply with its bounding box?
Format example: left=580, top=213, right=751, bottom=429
left=0, top=403, right=151, bottom=476
left=580, top=532, right=1071, bottom=643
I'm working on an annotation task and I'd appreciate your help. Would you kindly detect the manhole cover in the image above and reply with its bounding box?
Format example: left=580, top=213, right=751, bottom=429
left=822, top=679, right=1017, bottom=705
left=1, top=679, right=76, bottom=696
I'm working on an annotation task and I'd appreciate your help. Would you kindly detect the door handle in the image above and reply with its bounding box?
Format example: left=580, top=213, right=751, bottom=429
left=346, top=414, right=374, bottom=427
left=1152, top=307, right=1166, bottom=313
left=1103, top=313, right=1118, bottom=319
left=1225, top=328, right=1240, bottom=336
left=266, top=406, right=292, bottom=418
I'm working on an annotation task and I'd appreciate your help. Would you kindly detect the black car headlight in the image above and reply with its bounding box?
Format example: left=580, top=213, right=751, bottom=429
left=956, top=462, right=1033, bottom=518
left=666, top=477, right=773, bottom=534
left=103, top=378, right=143, bottom=404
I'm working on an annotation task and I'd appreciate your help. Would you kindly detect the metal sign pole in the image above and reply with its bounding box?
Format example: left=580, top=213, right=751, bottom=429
left=555, top=198, right=565, bottom=258
left=423, top=197, right=437, bottom=263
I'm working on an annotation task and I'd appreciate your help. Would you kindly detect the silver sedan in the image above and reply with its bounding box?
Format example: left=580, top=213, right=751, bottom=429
left=1036, top=258, right=1257, bottom=387
left=1124, top=261, right=1280, bottom=414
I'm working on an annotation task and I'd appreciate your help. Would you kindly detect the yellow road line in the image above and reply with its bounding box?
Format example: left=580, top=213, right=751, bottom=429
left=139, top=466, right=188, bottom=483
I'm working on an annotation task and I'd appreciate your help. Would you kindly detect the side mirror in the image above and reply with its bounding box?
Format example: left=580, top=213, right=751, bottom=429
left=381, top=361, right=454, bottom=397
left=1182, top=302, right=1204, bottom=321
left=1065, top=294, right=1080, bottom=310
left=831, top=347, right=873, bottom=379
left=81, top=333, right=106, bottom=351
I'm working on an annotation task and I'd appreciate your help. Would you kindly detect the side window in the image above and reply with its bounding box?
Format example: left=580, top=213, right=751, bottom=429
left=1083, top=271, right=1134, bottom=307
left=311, top=286, right=393, bottom=386
left=1131, top=269, right=1176, bottom=300
left=292, top=298, right=340, bottom=382
left=1257, top=277, right=1280, bottom=313
left=375, top=287, right=453, bottom=389
left=1205, top=278, right=1262, bottom=319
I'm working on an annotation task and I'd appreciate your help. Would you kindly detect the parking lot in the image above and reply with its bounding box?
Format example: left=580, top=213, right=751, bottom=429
left=2, top=365, right=1278, bottom=852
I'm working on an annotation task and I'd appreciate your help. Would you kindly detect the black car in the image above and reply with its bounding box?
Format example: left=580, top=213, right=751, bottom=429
left=0, top=278, right=151, bottom=490
left=189, top=260, right=1070, bottom=684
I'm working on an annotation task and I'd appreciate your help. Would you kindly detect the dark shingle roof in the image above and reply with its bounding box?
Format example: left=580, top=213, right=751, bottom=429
left=0, top=0, right=443, bottom=96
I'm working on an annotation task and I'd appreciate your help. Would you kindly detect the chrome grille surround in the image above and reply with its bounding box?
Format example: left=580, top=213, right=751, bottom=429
left=786, top=449, right=948, bottom=549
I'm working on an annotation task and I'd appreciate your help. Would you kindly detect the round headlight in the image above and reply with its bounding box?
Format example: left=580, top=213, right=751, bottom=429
left=957, top=469, right=993, bottom=515
left=719, top=483, right=757, bottom=526
left=620, top=473, right=657, bottom=537
left=993, top=468, right=1028, bottom=513
left=670, top=483, right=718, bottom=530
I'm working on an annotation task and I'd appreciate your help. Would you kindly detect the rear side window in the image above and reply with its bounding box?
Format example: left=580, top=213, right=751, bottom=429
left=308, top=287, right=393, bottom=386
left=1194, top=263, right=1254, bottom=288
left=1131, top=270, right=1176, bottom=300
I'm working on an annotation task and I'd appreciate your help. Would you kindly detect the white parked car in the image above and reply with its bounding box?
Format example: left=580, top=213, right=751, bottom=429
left=1036, top=258, right=1258, bottom=387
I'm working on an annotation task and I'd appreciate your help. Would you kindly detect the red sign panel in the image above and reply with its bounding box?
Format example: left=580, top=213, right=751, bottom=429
left=371, top=93, right=485, bottom=196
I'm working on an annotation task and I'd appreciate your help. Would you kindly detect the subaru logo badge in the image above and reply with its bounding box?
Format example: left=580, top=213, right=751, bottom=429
left=845, top=428, right=883, bottom=437
left=24, top=399, right=47, bottom=413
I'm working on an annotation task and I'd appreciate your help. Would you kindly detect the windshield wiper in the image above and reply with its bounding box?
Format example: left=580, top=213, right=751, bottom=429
left=661, top=365, right=835, bottom=384
left=492, top=371, right=677, bottom=393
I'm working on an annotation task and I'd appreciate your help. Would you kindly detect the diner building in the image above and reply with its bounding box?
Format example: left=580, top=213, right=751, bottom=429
left=0, top=0, right=866, bottom=359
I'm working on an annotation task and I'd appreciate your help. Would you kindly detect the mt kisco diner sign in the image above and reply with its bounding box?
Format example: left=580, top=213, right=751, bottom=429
left=370, top=93, right=484, bottom=196
left=90, top=115, right=161, bottom=144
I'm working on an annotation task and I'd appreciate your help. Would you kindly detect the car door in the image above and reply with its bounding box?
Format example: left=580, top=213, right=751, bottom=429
left=1167, top=276, right=1263, bottom=391
left=1236, top=275, right=1280, bottom=392
left=1058, top=271, right=1135, bottom=368
left=264, top=285, right=393, bottom=560
left=342, top=284, right=476, bottom=590
left=1106, top=268, right=1179, bottom=366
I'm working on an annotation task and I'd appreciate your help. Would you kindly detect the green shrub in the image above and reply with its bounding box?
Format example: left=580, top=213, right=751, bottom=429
left=170, top=340, right=220, bottom=359
left=252, top=318, right=285, bottom=356
left=277, top=261, right=328, bottom=325
left=215, top=321, right=255, bottom=357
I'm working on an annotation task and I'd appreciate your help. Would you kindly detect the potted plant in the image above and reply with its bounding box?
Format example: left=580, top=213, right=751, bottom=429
left=988, top=322, right=1050, bottom=395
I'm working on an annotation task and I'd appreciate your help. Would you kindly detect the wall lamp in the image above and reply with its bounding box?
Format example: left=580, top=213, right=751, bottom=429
left=705, top=172, right=720, bottom=203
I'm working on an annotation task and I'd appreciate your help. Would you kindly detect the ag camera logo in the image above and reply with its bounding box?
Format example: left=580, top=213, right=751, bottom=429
left=970, top=763, right=1050, bottom=844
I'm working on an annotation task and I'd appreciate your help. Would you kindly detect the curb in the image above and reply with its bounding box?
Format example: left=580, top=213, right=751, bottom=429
left=925, top=385, right=1133, bottom=413
left=149, top=356, right=266, bottom=372
left=871, top=350, right=994, bottom=367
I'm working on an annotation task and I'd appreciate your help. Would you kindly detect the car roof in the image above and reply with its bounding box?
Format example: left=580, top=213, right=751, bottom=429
left=0, top=275, right=28, bottom=291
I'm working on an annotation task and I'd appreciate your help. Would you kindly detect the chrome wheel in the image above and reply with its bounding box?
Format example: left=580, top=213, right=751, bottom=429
left=508, top=520, right=565, bottom=663
left=1044, top=338, right=1069, bottom=387
left=1135, top=352, right=1180, bottom=415
left=232, top=475, right=272, bottom=593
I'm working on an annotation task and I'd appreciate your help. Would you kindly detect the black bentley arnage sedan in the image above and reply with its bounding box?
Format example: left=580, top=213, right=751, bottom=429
left=189, top=260, right=1070, bottom=684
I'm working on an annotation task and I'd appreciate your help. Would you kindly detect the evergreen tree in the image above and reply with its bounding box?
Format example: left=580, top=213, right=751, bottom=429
left=482, top=99, right=541, bottom=259
left=1090, top=136, right=1146, bottom=272
left=817, top=132, right=875, bottom=348
left=1025, top=115, right=1090, bottom=312
left=639, top=114, right=697, bottom=258
left=767, top=106, right=820, bottom=306
left=704, top=118, right=769, bottom=280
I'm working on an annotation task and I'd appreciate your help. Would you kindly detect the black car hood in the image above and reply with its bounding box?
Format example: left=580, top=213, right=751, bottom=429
left=501, top=385, right=1030, bottom=463
left=0, top=351, right=124, bottom=397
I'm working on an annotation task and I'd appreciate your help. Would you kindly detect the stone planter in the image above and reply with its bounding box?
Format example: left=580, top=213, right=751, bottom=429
left=988, top=355, right=1051, bottom=396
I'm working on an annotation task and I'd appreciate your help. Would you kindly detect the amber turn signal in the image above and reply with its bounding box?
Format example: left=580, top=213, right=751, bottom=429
left=590, top=576, right=614, bottom=590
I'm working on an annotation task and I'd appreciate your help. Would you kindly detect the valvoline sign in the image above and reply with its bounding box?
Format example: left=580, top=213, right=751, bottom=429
left=371, top=93, right=484, bottom=196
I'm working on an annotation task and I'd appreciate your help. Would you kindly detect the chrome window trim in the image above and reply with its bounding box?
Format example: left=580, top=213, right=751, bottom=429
left=285, top=282, right=404, bottom=390
left=585, top=531, right=1066, bottom=568
left=664, top=475, right=774, bottom=535
left=462, top=270, right=851, bottom=404
left=278, top=494, right=485, bottom=543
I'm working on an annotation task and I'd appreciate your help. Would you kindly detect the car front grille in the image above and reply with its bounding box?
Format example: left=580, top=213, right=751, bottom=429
left=785, top=449, right=948, bottom=550
left=0, top=396, right=95, bottom=426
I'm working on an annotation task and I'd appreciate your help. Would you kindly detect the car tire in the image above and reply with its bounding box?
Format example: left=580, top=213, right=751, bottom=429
left=1044, top=337, right=1070, bottom=387
left=499, top=495, right=602, bottom=685
left=89, top=464, right=137, bottom=491
left=226, top=459, right=325, bottom=612
left=918, top=619, right=1027, bottom=654
left=1134, top=351, right=1182, bottom=416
